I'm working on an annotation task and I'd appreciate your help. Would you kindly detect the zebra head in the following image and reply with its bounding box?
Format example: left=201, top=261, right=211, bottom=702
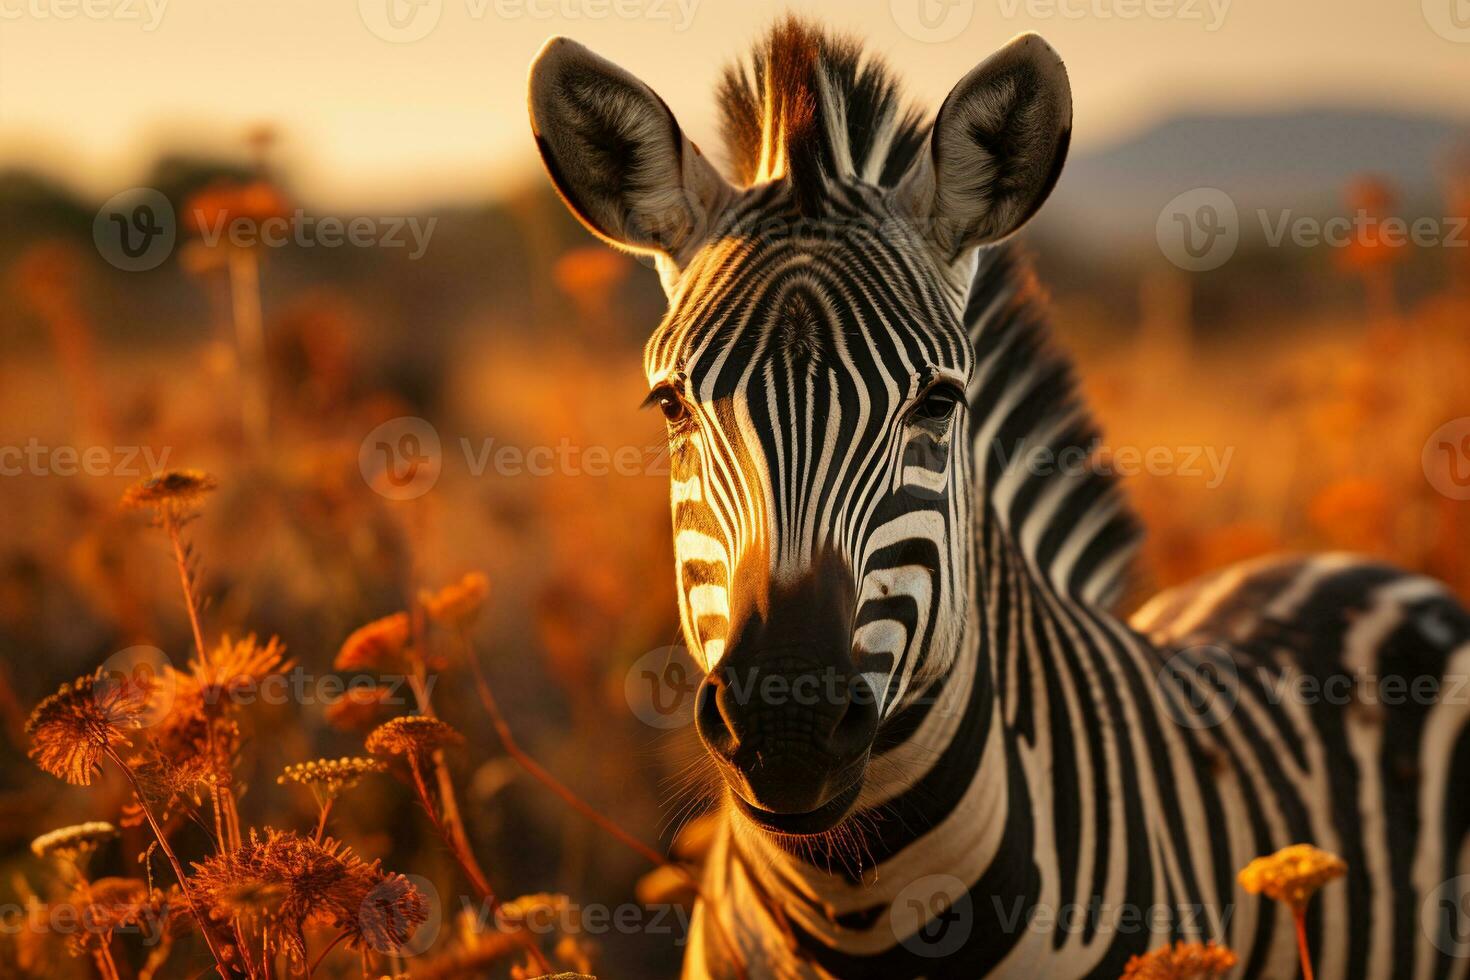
left=529, top=20, right=1071, bottom=834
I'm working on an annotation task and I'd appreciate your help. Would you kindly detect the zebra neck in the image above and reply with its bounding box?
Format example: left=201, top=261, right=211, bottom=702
left=965, top=244, right=1142, bottom=611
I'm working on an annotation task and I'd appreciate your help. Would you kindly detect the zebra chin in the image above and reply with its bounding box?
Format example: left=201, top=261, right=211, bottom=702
left=731, top=777, right=866, bottom=836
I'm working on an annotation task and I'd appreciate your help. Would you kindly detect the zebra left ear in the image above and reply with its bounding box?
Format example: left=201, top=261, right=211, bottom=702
left=896, top=33, right=1072, bottom=261
left=528, top=36, right=735, bottom=283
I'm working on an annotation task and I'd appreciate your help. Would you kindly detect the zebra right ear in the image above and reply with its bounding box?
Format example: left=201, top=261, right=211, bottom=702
left=896, top=33, right=1072, bottom=261
left=528, top=37, right=734, bottom=282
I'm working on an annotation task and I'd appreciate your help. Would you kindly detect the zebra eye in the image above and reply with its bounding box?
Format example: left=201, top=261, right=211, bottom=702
left=658, top=394, right=687, bottom=423
left=648, top=388, right=688, bottom=424
left=913, top=384, right=963, bottom=422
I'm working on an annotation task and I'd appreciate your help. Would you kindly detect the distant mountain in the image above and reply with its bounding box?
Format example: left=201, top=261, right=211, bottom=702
left=1037, top=107, right=1470, bottom=247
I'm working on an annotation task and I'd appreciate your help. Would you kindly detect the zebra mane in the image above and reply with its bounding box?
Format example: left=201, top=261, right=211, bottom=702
left=717, top=17, right=928, bottom=210
left=969, top=246, right=1144, bottom=609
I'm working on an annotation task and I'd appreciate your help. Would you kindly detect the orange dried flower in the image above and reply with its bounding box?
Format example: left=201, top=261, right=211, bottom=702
left=1122, top=940, right=1237, bottom=979
left=26, top=674, right=148, bottom=784
left=192, top=633, right=289, bottom=702
left=499, top=892, right=570, bottom=930
left=336, top=613, right=411, bottom=672
left=67, top=878, right=178, bottom=953
left=120, top=469, right=218, bottom=522
left=192, top=830, right=427, bottom=960
left=1239, top=843, right=1347, bottom=912
left=31, top=822, right=119, bottom=863
left=366, top=715, right=463, bottom=759
left=325, top=684, right=396, bottom=733
left=420, top=572, right=490, bottom=626
left=185, top=180, right=291, bottom=236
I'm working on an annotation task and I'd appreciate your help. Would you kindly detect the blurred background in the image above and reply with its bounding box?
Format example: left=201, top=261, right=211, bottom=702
left=1, top=0, right=1468, bottom=976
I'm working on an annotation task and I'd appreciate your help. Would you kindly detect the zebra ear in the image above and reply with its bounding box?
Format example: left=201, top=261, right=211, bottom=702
left=897, top=33, right=1072, bottom=260
left=528, top=36, right=734, bottom=276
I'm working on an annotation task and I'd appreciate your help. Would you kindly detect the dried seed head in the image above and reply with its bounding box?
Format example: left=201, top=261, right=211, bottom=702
left=185, top=181, right=290, bottom=239
left=356, top=871, right=431, bottom=953
left=211, top=880, right=290, bottom=923
left=121, top=469, right=218, bottom=523
left=336, top=613, right=412, bottom=672
left=65, top=877, right=176, bottom=953
left=1238, top=843, right=1347, bottom=912
left=31, top=822, right=119, bottom=862
left=26, top=673, right=148, bottom=784
left=193, top=633, right=289, bottom=701
left=325, top=685, right=395, bottom=734
left=499, top=892, right=571, bottom=931
left=1122, top=940, right=1238, bottom=980
left=420, top=572, right=490, bottom=627
left=192, top=830, right=427, bottom=960
left=277, top=756, right=387, bottom=803
left=365, top=715, right=464, bottom=760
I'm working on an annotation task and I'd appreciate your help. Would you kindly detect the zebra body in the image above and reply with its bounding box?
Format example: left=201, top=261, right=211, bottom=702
left=526, top=19, right=1470, bottom=978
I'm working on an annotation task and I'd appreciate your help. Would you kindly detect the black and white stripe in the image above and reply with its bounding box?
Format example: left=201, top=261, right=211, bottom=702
left=528, top=19, right=1470, bottom=979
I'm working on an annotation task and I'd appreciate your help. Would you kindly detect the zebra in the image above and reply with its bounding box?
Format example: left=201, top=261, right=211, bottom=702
left=526, top=18, right=1470, bottom=979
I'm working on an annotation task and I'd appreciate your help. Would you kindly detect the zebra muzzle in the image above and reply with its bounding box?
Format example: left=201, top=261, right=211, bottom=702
left=695, top=653, right=878, bottom=831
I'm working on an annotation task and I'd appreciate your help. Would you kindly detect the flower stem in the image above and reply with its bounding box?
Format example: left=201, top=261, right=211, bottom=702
left=164, top=516, right=207, bottom=666
left=402, top=755, right=553, bottom=976
left=313, top=798, right=334, bottom=844
left=461, top=627, right=748, bottom=980
left=306, top=928, right=349, bottom=978
left=1294, top=908, right=1314, bottom=980
left=227, top=246, right=269, bottom=452
left=103, top=745, right=235, bottom=978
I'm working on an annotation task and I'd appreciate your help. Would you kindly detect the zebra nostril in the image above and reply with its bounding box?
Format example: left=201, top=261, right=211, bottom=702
left=695, top=675, right=738, bottom=758
left=831, top=674, right=879, bottom=755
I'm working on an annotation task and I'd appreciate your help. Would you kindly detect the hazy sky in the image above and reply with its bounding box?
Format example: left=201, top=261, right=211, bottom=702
left=1, top=0, right=1467, bottom=209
